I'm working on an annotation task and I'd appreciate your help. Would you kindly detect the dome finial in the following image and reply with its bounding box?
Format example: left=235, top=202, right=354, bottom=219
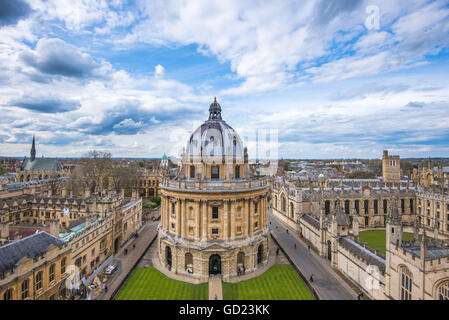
left=209, top=97, right=222, bottom=121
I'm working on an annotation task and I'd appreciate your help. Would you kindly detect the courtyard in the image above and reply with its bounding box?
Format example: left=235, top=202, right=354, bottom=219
left=223, top=264, right=315, bottom=300
left=115, top=268, right=209, bottom=300
left=358, top=230, right=414, bottom=255
left=115, top=264, right=315, bottom=300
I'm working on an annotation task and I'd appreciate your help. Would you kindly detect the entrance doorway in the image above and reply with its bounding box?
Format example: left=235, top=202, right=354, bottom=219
left=209, top=254, right=221, bottom=275
left=257, top=245, right=263, bottom=265
left=166, top=246, right=172, bottom=270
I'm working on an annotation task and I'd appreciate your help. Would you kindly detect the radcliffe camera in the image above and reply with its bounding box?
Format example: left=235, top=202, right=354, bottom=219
left=0, top=0, right=448, bottom=313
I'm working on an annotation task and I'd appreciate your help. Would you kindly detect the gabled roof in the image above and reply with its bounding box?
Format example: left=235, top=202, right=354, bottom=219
left=0, top=232, right=66, bottom=274
left=21, top=158, right=62, bottom=171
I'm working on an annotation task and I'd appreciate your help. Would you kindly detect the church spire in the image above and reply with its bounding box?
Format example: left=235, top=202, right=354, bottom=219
left=30, top=135, right=36, bottom=162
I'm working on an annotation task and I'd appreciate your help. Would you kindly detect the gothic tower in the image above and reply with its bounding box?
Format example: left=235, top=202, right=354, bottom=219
left=30, top=135, right=36, bottom=162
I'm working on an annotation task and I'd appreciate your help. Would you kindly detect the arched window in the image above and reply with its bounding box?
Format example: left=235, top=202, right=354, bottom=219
left=210, top=136, right=214, bottom=156
left=49, top=263, right=55, bottom=283
left=190, top=165, right=195, bottom=178
left=274, top=196, right=277, bottom=209
left=235, top=165, right=240, bottom=179
left=233, top=137, right=237, bottom=156
left=400, top=266, right=413, bottom=300
left=61, top=257, right=66, bottom=274
left=437, top=280, right=449, bottom=300
left=185, top=253, right=193, bottom=273
left=35, top=271, right=43, bottom=291
left=282, top=197, right=286, bottom=212
left=237, top=251, right=245, bottom=267
left=21, top=280, right=29, bottom=299
left=290, top=203, right=294, bottom=218
left=3, top=288, right=12, bottom=300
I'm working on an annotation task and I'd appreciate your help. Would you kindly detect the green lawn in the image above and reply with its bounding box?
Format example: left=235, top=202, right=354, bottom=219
left=222, top=264, right=315, bottom=300
left=358, top=230, right=414, bottom=255
left=115, top=267, right=208, bottom=300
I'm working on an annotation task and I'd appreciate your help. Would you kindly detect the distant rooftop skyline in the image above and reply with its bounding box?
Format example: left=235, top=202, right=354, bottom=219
left=0, top=0, right=448, bottom=159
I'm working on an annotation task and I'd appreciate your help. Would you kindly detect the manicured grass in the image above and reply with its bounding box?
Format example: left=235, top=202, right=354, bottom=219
left=358, top=230, right=414, bottom=255
left=115, top=267, right=208, bottom=300
left=222, top=264, right=315, bottom=300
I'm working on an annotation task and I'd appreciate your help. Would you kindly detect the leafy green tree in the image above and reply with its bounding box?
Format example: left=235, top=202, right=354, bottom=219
left=0, top=165, right=6, bottom=175
left=151, top=196, right=161, bottom=207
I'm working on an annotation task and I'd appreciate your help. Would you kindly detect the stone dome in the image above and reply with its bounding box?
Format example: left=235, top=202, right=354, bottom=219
left=185, top=98, right=245, bottom=162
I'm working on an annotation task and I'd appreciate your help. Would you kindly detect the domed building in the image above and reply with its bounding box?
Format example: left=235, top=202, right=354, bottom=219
left=158, top=98, right=270, bottom=281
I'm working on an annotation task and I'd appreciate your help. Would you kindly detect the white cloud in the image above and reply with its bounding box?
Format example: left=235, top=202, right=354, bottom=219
left=154, top=64, right=165, bottom=78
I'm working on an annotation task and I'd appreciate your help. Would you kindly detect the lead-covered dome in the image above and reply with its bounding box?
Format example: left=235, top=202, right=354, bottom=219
left=185, top=98, right=245, bottom=163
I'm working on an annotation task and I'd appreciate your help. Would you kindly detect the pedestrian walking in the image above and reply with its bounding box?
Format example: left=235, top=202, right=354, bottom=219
left=294, top=243, right=296, bottom=249
left=357, top=293, right=364, bottom=300
left=308, top=245, right=310, bottom=251
left=310, top=274, right=314, bottom=282
left=133, top=244, right=136, bottom=249
left=286, top=229, right=289, bottom=234
left=124, top=248, right=128, bottom=255
left=214, top=294, right=217, bottom=300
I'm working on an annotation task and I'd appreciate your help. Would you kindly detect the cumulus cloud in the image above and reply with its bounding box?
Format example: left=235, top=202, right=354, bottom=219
left=8, top=95, right=81, bottom=113
left=0, top=0, right=32, bottom=27
left=154, top=64, right=165, bottom=78
left=20, top=38, right=110, bottom=79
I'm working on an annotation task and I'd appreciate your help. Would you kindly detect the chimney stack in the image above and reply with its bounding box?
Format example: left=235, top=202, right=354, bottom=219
left=49, top=220, right=60, bottom=237
left=0, top=222, right=10, bottom=242
left=85, top=214, right=91, bottom=228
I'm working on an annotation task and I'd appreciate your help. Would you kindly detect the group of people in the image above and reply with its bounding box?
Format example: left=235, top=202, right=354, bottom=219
left=236, top=266, right=246, bottom=276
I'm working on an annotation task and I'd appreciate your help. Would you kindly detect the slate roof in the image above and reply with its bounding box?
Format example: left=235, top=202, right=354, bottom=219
left=339, top=236, right=386, bottom=274
left=0, top=231, right=66, bottom=274
left=21, top=158, right=62, bottom=171
left=301, top=213, right=320, bottom=230
left=404, top=244, right=449, bottom=260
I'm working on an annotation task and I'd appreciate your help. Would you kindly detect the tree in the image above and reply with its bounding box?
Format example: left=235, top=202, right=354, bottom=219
left=347, top=171, right=376, bottom=179
left=67, top=150, right=113, bottom=195
left=137, top=160, right=145, bottom=168
left=151, top=196, right=161, bottom=207
left=0, top=165, right=6, bottom=176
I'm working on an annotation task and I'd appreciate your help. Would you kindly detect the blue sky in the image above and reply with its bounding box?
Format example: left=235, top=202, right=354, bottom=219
left=0, top=0, right=449, bottom=159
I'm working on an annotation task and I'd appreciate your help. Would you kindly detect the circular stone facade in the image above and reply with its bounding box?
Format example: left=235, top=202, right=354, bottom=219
left=157, top=99, right=269, bottom=281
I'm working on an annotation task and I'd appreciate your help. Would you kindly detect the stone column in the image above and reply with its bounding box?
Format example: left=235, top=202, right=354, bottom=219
left=202, top=200, right=208, bottom=240
left=176, top=200, right=181, bottom=236
left=182, top=199, right=187, bottom=238
left=223, top=200, right=229, bottom=240
left=195, top=200, right=201, bottom=240
left=244, top=198, right=249, bottom=236
left=248, top=198, right=252, bottom=235
left=230, top=200, right=235, bottom=238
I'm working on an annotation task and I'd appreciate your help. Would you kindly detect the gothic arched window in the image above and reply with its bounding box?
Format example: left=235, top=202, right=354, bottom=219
left=400, top=266, right=413, bottom=300
left=437, top=280, right=449, bottom=300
